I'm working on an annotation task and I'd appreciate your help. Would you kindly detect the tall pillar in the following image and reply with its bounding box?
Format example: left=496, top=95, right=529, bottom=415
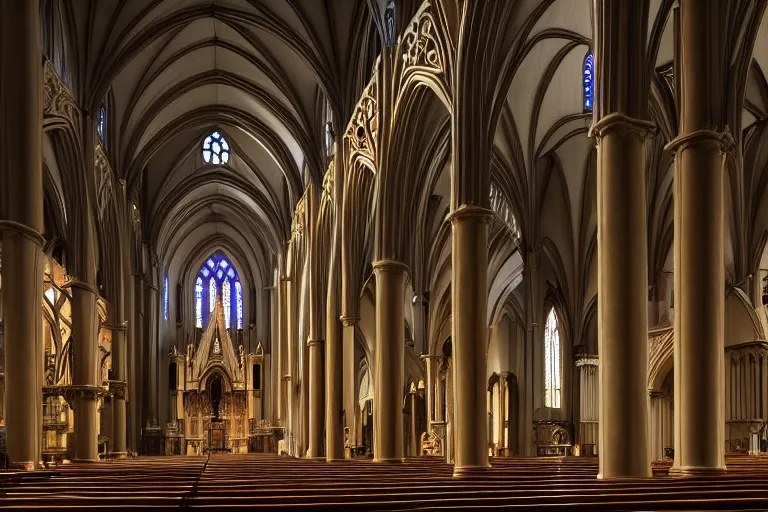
left=451, top=206, right=492, bottom=474
left=592, top=0, right=653, bottom=478
left=110, top=321, right=128, bottom=457
left=284, top=247, right=296, bottom=454
left=70, top=280, right=101, bottom=461
left=592, top=114, right=653, bottom=478
left=276, top=275, right=287, bottom=426
left=307, top=338, right=324, bottom=457
left=341, top=316, right=358, bottom=456
left=421, top=355, right=438, bottom=433
left=325, top=285, right=344, bottom=460
left=129, top=272, right=143, bottom=451
left=668, top=0, right=729, bottom=475
left=146, top=280, right=159, bottom=425
left=372, top=260, right=407, bottom=462
left=0, top=0, right=44, bottom=470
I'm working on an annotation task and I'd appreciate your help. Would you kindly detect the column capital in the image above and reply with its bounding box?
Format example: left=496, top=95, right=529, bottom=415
left=0, top=220, right=45, bottom=247
left=339, top=315, right=359, bottom=327
left=575, top=355, right=599, bottom=368
left=420, top=353, right=442, bottom=361
left=307, top=338, right=324, bottom=347
left=448, top=205, right=494, bottom=225
left=372, top=259, right=410, bottom=275
left=664, top=127, right=735, bottom=156
left=589, top=112, right=656, bottom=141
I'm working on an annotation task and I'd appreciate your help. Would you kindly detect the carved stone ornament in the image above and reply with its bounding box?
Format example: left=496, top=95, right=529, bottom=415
left=95, top=143, right=114, bottom=221
left=44, top=61, right=80, bottom=126
left=402, top=10, right=443, bottom=73
left=291, top=194, right=306, bottom=238
left=345, top=78, right=378, bottom=164
left=322, top=162, right=334, bottom=203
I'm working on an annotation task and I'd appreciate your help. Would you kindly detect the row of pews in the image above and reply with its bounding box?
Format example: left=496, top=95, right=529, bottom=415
left=1, top=454, right=768, bottom=509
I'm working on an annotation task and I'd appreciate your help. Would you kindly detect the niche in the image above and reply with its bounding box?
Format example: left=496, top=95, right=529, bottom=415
left=252, top=364, right=261, bottom=391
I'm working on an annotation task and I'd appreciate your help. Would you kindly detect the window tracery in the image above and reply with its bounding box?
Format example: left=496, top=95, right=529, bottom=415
left=202, top=131, right=230, bottom=165
left=195, top=252, right=242, bottom=329
left=583, top=52, right=594, bottom=112
left=544, top=307, right=562, bottom=409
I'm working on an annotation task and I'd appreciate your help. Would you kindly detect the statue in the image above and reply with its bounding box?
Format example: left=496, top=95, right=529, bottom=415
left=384, top=0, right=396, bottom=47
left=239, top=344, right=245, bottom=369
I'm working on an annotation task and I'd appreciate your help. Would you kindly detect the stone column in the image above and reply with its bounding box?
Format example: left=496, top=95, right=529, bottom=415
left=372, top=260, right=407, bottom=462
left=591, top=113, right=652, bottom=478
left=341, top=316, right=358, bottom=456
left=325, top=268, right=343, bottom=461
left=421, top=355, right=438, bottom=432
left=129, top=272, right=143, bottom=451
left=408, top=385, right=418, bottom=457
left=0, top=0, right=44, bottom=470
left=575, top=357, right=599, bottom=453
left=70, top=280, right=101, bottom=461
left=276, top=275, right=287, bottom=426
left=284, top=247, right=296, bottom=454
left=667, top=0, right=729, bottom=475
left=451, top=206, right=493, bottom=474
left=307, top=338, right=324, bottom=458
left=146, top=280, right=159, bottom=426
left=110, top=321, right=128, bottom=457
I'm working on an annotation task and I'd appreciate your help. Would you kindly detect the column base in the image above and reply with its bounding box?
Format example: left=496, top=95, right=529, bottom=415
left=452, top=464, right=491, bottom=478
left=373, top=457, right=404, bottom=463
left=7, top=461, right=36, bottom=471
left=304, top=456, right=326, bottom=461
left=668, top=465, right=727, bottom=477
left=106, top=452, right=128, bottom=459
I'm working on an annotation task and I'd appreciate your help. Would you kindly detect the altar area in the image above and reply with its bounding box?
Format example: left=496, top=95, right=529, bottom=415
left=168, top=295, right=278, bottom=455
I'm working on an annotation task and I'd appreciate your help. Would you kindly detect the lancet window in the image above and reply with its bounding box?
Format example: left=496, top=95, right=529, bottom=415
left=544, top=307, right=562, bottom=408
left=583, top=52, right=594, bottom=112
left=202, top=131, right=230, bottom=165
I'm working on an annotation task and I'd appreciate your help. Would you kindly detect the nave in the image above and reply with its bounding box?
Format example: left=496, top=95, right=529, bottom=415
left=3, top=454, right=768, bottom=510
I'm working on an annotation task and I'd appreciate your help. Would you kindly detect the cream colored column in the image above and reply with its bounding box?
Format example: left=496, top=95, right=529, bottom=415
left=451, top=206, right=492, bottom=474
left=592, top=114, right=652, bottom=478
left=307, top=338, right=324, bottom=458
left=408, top=386, right=418, bottom=457
left=341, top=316, right=358, bottom=456
left=276, top=275, right=287, bottom=426
left=421, top=355, right=438, bottom=432
left=110, top=321, right=128, bottom=457
left=71, top=280, right=101, bottom=461
left=325, top=278, right=343, bottom=460
left=372, top=260, right=407, bottom=462
left=667, top=0, right=729, bottom=475
left=0, top=0, right=44, bottom=470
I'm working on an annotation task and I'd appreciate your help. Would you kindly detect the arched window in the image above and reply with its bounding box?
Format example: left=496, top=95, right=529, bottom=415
left=202, top=131, right=230, bottom=165
left=583, top=52, right=594, bottom=112
left=544, top=307, right=561, bottom=408
left=195, top=277, right=203, bottom=328
left=97, top=105, right=106, bottom=143
left=163, top=274, right=169, bottom=321
left=235, top=281, right=243, bottom=329
left=195, top=252, right=242, bottom=328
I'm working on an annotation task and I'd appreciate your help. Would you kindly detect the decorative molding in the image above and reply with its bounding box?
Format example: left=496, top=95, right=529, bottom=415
left=372, top=259, right=410, bottom=275
left=575, top=355, right=599, bottom=367
left=345, top=76, right=378, bottom=168
left=448, top=205, right=494, bottom=224
left=401, top=5, right=444, bottom=75
left=95, top=142, right=114, bottom=221
left=589, top=112, right=656, bottom=141
left=664, top=127, right=736, bottom=156
left=43, top=61, right=80, bottom=128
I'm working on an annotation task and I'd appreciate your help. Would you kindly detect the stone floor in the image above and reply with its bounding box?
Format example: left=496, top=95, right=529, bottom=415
left=2, top=454, right=768, bottom=510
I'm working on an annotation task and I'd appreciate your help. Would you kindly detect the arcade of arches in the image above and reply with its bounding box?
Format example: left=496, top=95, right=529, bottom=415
left=5, top=0, right=768, bottom=498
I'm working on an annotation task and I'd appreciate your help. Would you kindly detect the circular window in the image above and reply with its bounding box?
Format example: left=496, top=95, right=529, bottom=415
left=202, top=131, right=230, bottom=165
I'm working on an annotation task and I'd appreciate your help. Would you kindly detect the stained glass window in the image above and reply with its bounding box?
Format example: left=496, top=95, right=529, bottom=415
left=97, top=105, right=106, bottom=142
left=235, top=281, right=243, bottom=329
left=202, top=131, right=230, bottom=165
left=209, top=277, right=216, bottom=315
left=195, top=277, right=203, bottom=328
left=163, top=274, right=169, bottom=321
left=544, top=307, right=561, bottom=408
left=223, top=280, right=231, bottom=329
left=195, top=252, right=242, bottom=329
left=583, top=52, right=594, bottom=112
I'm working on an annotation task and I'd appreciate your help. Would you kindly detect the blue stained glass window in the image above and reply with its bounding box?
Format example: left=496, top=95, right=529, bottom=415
left=209, top=277, right=216, bottom=314
left=195, top=252, right=242, bottom=329
left=163, top=274, right=169, bottom=321
left=223, top=280, right=231, bottom=329
left=195, top=277, right=203, bottom=328
left=583, top=52, right=594, bottom=112
left=97, top=105, right=106, bottom=143
left=235, top=281, right=243, bottom=329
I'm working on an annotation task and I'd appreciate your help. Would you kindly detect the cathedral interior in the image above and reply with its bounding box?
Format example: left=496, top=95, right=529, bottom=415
left=5, top=0, right=768, bottom=509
